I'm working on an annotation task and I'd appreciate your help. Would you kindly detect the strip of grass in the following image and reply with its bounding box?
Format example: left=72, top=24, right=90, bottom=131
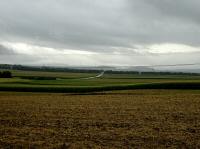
left=2, top=76, right=200, bottom=87
left=0, top=69, right=98, bottom=79
left=1, top=82, right=200, bottom=93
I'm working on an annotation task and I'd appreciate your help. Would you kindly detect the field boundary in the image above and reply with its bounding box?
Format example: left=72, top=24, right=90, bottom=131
left=1, top=82, right=200, bottom=93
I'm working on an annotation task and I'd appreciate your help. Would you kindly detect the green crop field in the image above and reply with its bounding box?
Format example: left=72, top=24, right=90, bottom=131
left=1, top=69, right=200, bottom=93
left=0, top=69, right=98, bottom=79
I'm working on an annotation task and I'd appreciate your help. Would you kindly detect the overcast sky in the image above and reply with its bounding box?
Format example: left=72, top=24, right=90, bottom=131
left=0, top=0, right=200, bottom=67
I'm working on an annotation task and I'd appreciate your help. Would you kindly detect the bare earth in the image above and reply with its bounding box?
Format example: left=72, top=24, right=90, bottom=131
left=0, top=90, right=200, bottom=148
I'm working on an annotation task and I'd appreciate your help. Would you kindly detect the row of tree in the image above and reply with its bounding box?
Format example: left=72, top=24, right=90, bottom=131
left=0, top=64, right=101, bottom=73
left=0, top=71, right=12, bottom=78
left=0, top=64, right=199, bottom=76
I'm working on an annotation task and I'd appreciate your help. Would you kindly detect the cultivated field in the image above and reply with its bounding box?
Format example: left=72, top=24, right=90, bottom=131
left=1, top=90, right=200, bottom=148
left=1, top=70, right=200, bottom=148
left=1, top=69, right=200, bottom=93
left=0, top=69, right=98, bottom=79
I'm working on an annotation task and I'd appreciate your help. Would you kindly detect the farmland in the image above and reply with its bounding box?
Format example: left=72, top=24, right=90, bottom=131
left=1, top=90, right=200, bottom=148
left=1, top=69, right=200, bottom=93
left=1, top=69, right=200, bottom=148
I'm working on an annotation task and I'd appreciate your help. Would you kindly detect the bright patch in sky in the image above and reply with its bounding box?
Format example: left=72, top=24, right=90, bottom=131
left=0, top=41, right=96, bottom=55
left=147, top=43, right=200, bottom=54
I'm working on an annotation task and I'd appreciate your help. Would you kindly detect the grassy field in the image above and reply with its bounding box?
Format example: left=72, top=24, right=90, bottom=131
left=1, top=90, right=200, bottom=148
left=1, top=69, right=98, bottom=79
left=1, top=69, right=200, bottom=93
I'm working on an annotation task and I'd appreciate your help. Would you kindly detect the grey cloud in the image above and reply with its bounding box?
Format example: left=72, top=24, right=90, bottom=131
left=0, top=0, right=200, bottom=66
left=0, top=44, right=15, bottom=55
left=0, top=0, right=198, bottom=48
left=147, top=0, right=200, bottom=23
left=0, top=54, right=40, bottom=65
left=125, top=0, right=200, bottom=46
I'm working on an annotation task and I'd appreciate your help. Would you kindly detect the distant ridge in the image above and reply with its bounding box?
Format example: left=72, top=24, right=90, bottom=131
left=0, top=64, right=200, bottom=75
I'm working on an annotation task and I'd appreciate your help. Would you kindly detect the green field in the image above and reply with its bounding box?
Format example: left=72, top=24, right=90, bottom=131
left=1, top=69, right=200, bottom=93
left=0, top=69, right=98, bottom=79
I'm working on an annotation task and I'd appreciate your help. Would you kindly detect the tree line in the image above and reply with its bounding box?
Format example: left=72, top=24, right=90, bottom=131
left=0, top=71, right=12, bottom=78
left=0, top=64, right=199, bottom=76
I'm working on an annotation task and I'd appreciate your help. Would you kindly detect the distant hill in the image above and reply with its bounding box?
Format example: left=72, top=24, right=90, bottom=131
left=0, top=64, right=199, bottom=75
left=114, top=66, right=155, bottom=72
left=159, top=68, right=200, bottom=74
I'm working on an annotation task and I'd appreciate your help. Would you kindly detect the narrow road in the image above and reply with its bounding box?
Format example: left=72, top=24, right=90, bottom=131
left=81, top=71, right=105, bottom=80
